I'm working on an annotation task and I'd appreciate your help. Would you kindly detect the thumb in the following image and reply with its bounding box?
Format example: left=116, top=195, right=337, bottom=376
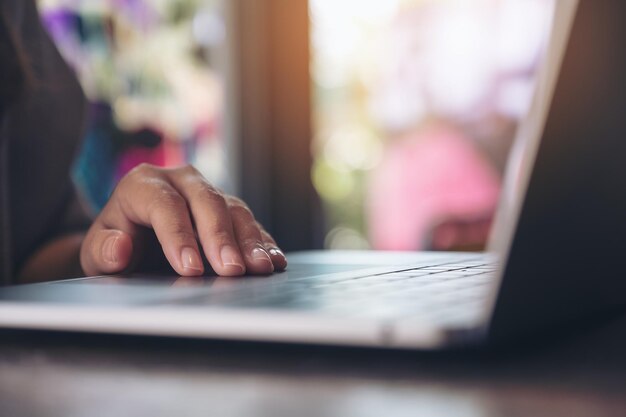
left=81, top=228, right=134, bottom=276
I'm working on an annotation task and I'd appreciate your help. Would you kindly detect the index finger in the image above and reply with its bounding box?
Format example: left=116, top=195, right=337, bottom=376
left=166, top=166, right=247, bottom=277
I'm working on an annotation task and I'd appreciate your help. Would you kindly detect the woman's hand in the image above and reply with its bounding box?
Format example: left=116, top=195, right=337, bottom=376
left=79, top=164, right=287, bottom=277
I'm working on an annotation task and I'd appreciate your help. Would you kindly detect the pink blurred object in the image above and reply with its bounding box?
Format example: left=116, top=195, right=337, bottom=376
left=367, top=126, right=501, bottom=250
left=115, top=139, right=186, bottom=183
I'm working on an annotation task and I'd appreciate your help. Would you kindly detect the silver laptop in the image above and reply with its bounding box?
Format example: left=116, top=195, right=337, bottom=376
left=1, top=0, right=625, bottom=349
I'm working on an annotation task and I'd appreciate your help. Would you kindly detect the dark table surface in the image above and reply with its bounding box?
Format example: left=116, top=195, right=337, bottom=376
left=1, top=312, right=625, bottom=417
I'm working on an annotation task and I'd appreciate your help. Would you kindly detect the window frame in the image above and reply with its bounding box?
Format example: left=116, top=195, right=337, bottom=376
left=225, top=0, right=321, bottom=251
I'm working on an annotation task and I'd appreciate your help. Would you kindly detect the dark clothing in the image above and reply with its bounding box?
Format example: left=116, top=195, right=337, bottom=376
left=0, top=0, right=90, bottom=285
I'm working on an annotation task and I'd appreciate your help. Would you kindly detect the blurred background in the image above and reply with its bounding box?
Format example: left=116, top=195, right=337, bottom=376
left=37, top=0, right=554, bottom=253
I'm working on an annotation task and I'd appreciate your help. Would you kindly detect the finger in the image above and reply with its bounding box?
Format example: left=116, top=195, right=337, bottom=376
left=259, top=227, right=287, bottom=271
left=102, top=168, right=205, bottom=276
left=228, top=200, right=274, bottom=275
left=167, top=166, right=246, bottom=277
left=81, top=227, right=134, bottom=276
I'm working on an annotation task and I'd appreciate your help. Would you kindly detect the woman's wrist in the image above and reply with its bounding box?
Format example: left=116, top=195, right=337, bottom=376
left=17, top=233, right=85, bottom=283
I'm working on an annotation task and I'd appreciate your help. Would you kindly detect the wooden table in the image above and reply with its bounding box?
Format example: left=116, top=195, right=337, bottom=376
left=1, top=313, right=625, bottom=417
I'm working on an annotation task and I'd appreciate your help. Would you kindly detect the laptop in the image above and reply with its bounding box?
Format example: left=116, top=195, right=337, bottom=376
left=1, top=0, right=625, bottom=349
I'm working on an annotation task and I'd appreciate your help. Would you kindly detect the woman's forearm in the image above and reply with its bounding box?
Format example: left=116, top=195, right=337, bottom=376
left=17, top=233, right=85, bottom=283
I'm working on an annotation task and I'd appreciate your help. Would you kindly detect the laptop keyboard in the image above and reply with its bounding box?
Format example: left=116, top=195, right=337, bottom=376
left=168, top=257, right=497, bottom=326
left=301, top=262, right=496, bottom=323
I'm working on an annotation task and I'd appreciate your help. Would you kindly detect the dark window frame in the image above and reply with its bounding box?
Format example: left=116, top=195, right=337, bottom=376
left=225, top=0, right=322, bottom=251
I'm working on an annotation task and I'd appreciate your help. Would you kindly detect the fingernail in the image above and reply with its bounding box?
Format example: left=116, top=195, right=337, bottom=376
left=181, top=247, right=203, bottom=273
left=251, top=247, right=273, bottom=265
left=268, top=247, right=284, bottom=258
left=220, top=246, right=245, bottom=274
left=268, top=247, right=287, bottom=270
left=103, top=236, right=119, bottom=264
